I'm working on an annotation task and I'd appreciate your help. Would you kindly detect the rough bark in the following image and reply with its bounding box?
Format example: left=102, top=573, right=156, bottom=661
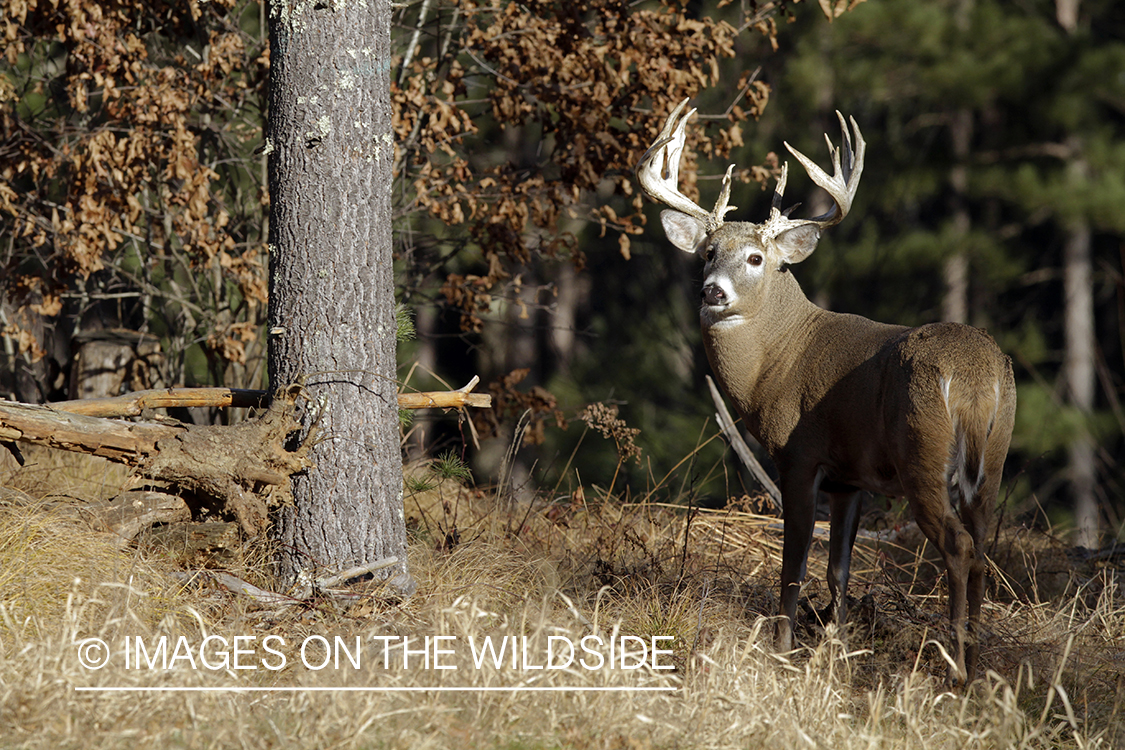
left=68, top=329, right=164, bottom=400
left=267, top=0, right=412, bottom=591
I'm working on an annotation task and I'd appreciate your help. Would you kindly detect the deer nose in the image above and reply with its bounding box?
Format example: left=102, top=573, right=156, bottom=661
left=702, top=283, right=727, bottom=306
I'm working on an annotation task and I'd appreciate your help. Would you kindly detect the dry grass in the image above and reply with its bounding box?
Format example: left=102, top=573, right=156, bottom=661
left=0, top=449, right=1122, bottom=749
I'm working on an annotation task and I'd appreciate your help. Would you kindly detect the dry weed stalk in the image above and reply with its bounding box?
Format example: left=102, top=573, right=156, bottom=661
left=579, top=402, right=642, bottom=497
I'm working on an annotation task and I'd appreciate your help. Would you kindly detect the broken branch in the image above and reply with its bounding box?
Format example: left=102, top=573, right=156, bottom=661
left=707, top=375, right=783, bottom=512
left=45, top=380, right=491, bottom=419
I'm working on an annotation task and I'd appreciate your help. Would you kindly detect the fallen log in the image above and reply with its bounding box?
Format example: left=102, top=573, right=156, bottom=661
left=0, top=389, right=311, bottom=535
left=0, top=379, right=492, bottom=536
left=0, top=398, right=181, bottom=465
left=0, top=380, right=491, bottom=468
left=48, top=387, right=269, bottom=417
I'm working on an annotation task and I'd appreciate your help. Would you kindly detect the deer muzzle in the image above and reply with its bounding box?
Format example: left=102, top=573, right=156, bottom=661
left=702, top=282, right=728, bottom=307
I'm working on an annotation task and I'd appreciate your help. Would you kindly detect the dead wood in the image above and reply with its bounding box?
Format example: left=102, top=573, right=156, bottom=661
left=314, top=556, right=400, bottom=589
left=189, top=556, right=401, bottom=611
left=0, top=378, right=490, bottom=537
left=81, top=491, right=191, bottom=541
left=0, top=399, right=182, bottom=464
left=207, top=571, right=294, bottom=607
left=48, top=387, right=270, bottom=418
left=136, top=391, right=313, bottom=535
left=396, top=376, right=491, bottom=410
left=0, top=387, right=312, bottom=535
left=2, top=439, right=24, bottom=466
left=706, top=375, right=783, bottom=512
left=45, top=379, right=490, bottom=419
left=0, top=488, right=190, bottom=549
left=143, top=521, right=240, bottom=566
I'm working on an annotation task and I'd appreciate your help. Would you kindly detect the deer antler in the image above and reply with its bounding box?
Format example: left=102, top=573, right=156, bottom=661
left=635, top=99, right=735, bottom=233
left=781, top=112, right=866, bottom=230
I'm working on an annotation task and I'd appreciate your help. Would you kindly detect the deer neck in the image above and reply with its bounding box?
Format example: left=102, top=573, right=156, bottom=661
left=700, top=269, right=823, bottom=450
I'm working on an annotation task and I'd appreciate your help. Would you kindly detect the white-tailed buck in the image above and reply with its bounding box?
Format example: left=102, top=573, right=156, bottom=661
left=636, top=100, right=1016, bottom=684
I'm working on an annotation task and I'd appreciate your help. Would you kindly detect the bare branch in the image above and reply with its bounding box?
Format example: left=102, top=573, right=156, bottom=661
left=45, top=381, right=491, bottom=419
left=706, top=375, right=782, bottom=512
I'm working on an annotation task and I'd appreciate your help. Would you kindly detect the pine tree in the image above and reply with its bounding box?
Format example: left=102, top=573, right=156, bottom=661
left=268, top=0, right=412, bottom=588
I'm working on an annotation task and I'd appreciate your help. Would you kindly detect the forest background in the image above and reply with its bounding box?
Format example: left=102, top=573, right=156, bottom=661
left=2, top=0, right=1123, bottom=548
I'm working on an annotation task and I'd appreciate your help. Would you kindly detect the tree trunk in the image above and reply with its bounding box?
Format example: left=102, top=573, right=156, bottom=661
left=942, top=0, right=973, bottom=325
left=942, top=107, right=971, bottom=325
left=549, top=261, right=583, bottom=370
left=1056, top=0, right=1080, bottom=32
left=267, top=0, right=413, bottom=591
left=1055, top=0, right=1096, bottom=552
left=1063, top=217, right=1099, bottom=548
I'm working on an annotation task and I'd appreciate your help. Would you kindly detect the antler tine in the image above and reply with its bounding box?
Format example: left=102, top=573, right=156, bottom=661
left=710, top=165, right=736, bottom=232
left=770, top=162, right=789, bottom=215
left=635, top=99, right=736, bottom=232
left=782, top=111, right=866, bottom=229
left=836, top=111, right=856, bottom=184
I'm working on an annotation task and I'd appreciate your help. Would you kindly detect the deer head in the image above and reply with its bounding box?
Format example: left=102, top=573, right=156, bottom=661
left=636, top=100, right=865, bottom=326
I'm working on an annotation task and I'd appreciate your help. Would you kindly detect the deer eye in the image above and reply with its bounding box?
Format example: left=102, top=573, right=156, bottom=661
left=748, top=253, right=764, bottom=267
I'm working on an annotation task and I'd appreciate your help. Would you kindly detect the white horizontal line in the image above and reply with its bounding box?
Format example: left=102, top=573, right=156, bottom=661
left=74, top=686, right=678, bottom=693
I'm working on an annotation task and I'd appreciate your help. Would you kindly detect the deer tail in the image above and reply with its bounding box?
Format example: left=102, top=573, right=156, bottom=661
left=942, top=375, right=1002, bottom=508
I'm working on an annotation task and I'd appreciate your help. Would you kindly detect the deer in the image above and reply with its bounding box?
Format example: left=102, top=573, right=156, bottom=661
left=635, top=99, right=1016, bottom=684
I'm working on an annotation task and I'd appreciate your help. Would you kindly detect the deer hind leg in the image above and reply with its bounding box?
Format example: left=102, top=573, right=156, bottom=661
left=964, top=521, right=987, bottom=684
left=950, top=486, right=990, bottom=685
left=959, top=439, right=1008, bottom=683
left=905, top=478, right=976, bottom=686
left=822, top=486, right=863, bottom=633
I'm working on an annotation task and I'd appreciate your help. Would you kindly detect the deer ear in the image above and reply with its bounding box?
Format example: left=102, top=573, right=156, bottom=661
left=660, top=210, right=708, bottom=254
left=774, top=224, right=822, bottom=264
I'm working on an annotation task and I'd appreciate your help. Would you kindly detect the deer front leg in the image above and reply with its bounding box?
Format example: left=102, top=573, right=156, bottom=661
left=823, top=487, right=863, bottom=632
left=777, top=469, right=819, bottom=653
